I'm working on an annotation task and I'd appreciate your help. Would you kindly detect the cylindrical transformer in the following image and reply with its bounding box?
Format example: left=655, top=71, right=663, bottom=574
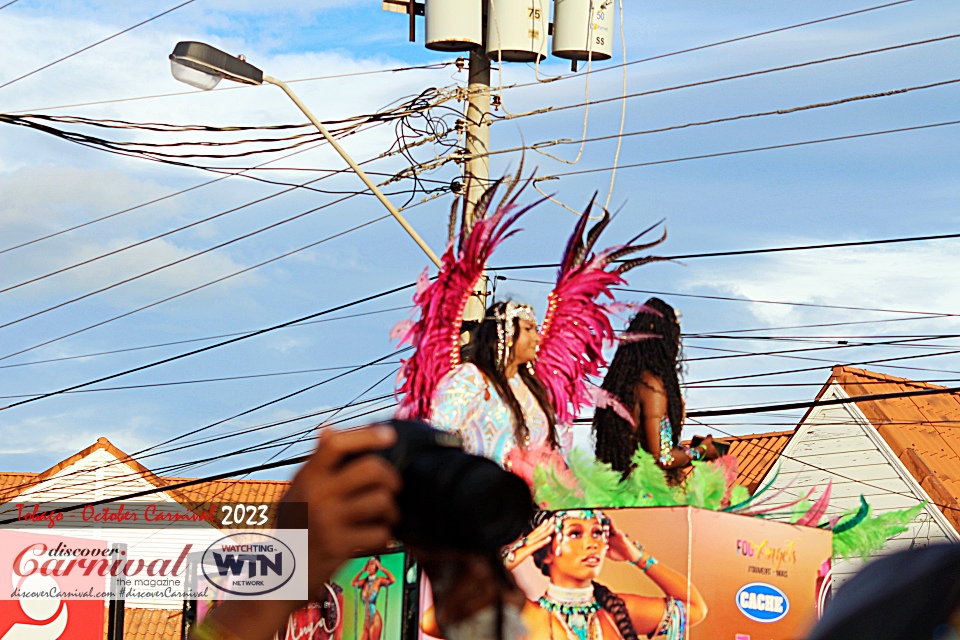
left=425, top=0, right=483, bottom=51
left=486, top=0, right=549, bottom=63
left=552, top=0, right=613, bottom=61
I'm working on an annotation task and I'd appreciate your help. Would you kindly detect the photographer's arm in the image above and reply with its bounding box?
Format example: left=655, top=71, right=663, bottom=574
left=191, top=425, right=401, bottom=640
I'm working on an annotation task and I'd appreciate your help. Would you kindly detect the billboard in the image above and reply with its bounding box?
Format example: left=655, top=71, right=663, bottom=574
left=0, top=530, right=108, bottom=640
left=420, top=507, right=832, bottom=640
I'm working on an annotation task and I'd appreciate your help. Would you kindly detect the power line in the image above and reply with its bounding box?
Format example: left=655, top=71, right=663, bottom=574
left=496, top=32, right=960, bottom=122
left=0, top=190, right=377, bottom=331
left=500, top=0, right=915, bottom=93
left=0, top=198, right=427, bottom=364
left=0, top=305, right=411, bottom=370
left=0, top=0, right=198, bottom=91
left=15, top=62, right=456, bottom=114
left=0, top=0, right=22, bottom=11
left=0, top=99, right=448, bottom=257
left=3, top=392, right=397, bottom=500
left=493, top=230, right=960, bottom=273
left=488, top=78, right=960, bottom=160
left=617, top=288, right=956, bottom=317
left=687, top=349, right=960, bottom=386
left=0, top=362, right=401, bottom=399
left=536, top=119, right=960, bottom=179
left=0, top=282, right=416, bottom=411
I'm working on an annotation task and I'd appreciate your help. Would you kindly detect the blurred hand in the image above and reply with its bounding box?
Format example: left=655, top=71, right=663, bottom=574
left=698, top=434, right=721, bottom=461
left=281, top=424, right=402, bottom=592
left=197, top=424, right=401, bottom=640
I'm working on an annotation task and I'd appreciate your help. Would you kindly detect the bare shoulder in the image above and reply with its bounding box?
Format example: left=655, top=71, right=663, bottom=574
left=639, top=370, right=665, bottom=392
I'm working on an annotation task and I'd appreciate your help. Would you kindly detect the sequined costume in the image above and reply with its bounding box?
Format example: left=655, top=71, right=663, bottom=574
left=430, top=363, right=568, bottom=465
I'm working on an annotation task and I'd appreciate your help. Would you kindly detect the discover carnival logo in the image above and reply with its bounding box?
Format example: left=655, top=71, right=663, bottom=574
left=202, top=532, right=296, bottom=597
left=736, top=582, right=790, bottom=623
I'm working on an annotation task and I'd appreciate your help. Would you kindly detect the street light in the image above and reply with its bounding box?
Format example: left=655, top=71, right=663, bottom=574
left=169, top=41, right=442, bottom=268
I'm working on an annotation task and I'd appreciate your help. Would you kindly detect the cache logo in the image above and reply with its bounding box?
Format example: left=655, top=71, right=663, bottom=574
left=736, top=582, right=789, bottom=623
left=202, top=532, right=296, bottom=597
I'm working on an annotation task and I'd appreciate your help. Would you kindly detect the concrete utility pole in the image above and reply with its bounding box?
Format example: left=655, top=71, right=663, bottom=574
left=461, top=46, right=492, bottom=322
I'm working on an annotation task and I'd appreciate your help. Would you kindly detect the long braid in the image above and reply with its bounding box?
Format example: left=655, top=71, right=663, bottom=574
left=593, top=582, right=640, bottom=640
left=593, top=298, right=684, bottom=480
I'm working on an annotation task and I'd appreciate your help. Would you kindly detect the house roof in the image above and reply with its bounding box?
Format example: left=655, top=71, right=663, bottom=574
left=682, top=430, right=795, bottom=491
left=104, top=607, right=182, bottom=640
left=0, top=437, right=290, bottom=506
left=827, top=365, right=960, bottom=530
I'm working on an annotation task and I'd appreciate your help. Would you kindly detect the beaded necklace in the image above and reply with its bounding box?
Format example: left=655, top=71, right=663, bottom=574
left=538, top=583, right=601, bottom=640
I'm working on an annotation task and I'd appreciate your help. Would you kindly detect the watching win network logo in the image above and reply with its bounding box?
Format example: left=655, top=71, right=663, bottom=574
left=201, top=532, right=297, bottom=597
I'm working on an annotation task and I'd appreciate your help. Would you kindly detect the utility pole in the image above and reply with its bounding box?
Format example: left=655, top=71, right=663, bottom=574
left=461, top=45, right=492, bottom=322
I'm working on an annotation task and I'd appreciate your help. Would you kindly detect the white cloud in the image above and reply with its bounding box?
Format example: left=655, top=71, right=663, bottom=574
left=682, top=240, right=960, bottom=330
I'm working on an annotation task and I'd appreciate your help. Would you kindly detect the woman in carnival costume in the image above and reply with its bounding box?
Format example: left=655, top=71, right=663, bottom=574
left=351, top=556, right=395, bottom=640
left=505, top=509, right=706, bottom=640
left=393, top=179, right=664, bottom=469
left=593, top=299, right=719, bottom=483
left=429, top=299, right=562, bottom=464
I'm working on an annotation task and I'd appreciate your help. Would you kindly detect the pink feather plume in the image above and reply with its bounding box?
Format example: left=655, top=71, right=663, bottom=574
left=393, top=183, right=534, bottom=420
left=536, top=200, right=666, bottom=424
left=590, top=386, right=636, bottom=427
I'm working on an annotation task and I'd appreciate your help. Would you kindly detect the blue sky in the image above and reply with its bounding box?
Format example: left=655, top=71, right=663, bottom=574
left=0, top=0, right=958, bottom=479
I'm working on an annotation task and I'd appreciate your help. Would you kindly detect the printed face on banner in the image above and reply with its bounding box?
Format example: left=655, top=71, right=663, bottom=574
left=0, top=531, right=107, bottom=640
left=419, top=507, right=832, bottom=640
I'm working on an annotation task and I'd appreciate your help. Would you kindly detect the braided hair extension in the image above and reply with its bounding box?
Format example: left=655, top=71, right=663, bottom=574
left=528, top=512, right=641, bottom=640
left=593, top=582, right=641, bottom=640
left=593, top=298, right=684, bottom=480
left=464, top=301, right=559, bottom=448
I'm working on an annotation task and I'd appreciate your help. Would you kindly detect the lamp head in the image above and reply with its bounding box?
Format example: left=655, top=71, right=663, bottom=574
left=169, top=41, right=263, bottom=90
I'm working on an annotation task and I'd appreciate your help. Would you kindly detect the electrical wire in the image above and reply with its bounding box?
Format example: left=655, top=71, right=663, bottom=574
left=493, top=230, right=960, bottom=272
left=0, top=362, right=402, bottom=399
left=0, top=95, right=454, bottom=257
left=15, top=62, right=456, bottom=114
left=0, top=305, right=411, bottom=370
left=495, top=32, right=960, bottom=122
left=0, top=0, right=198, bottom=91
left=486, top=77, right=960, bottom=160
left=0, top=281, right=416, bottom=411
left=535, top=119, right=960, bottom=180
left=500, top=0, right=915, bottom=93
left=0, top=0, right=22, bottom=10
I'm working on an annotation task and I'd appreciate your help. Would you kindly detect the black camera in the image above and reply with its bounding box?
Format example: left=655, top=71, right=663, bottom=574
left=369, top=419, right=534, bottom=553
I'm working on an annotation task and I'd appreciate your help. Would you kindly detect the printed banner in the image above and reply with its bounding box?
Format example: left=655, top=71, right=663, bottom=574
left=419, top=506, right=832, bottom=640
left=0, top=530, right=107, bottom=640
left=0, top=527, right=308, bottom=602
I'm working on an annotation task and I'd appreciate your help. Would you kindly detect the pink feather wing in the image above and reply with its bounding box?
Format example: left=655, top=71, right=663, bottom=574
left=394, top=192, right=533, bottom=420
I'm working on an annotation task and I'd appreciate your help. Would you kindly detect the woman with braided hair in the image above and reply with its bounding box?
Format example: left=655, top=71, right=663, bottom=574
left=505, top=510, right=707, bottom=640
left=593, top=298, right=719, bottom=483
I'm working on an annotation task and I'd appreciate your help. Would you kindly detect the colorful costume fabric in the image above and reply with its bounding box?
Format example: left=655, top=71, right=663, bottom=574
left=430, top=363, right=570, bottom=465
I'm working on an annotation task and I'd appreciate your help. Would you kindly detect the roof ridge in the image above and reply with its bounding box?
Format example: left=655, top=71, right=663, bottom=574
left=834, top=365, right=948, bottom=390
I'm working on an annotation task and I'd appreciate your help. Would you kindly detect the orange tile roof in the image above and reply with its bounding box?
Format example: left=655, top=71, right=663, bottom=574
left=104, top=607, right=182, bottom=640
left=0, top=438, right=290, bottom=507
left=828, top=365, right=960, bottom=530
left=682, top=430, right=795, bottom=491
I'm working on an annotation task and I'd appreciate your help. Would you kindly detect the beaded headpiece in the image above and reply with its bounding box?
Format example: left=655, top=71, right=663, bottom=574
left=492, top=301, right=537, bottom=371
left=553, top=509, right=611, bottom=556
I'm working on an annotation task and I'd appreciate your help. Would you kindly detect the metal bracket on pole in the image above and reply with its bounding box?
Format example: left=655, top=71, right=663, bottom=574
left=262, top=75, right=442, bottom=268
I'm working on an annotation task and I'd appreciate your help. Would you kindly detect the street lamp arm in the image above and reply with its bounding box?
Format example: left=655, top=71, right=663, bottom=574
left=262, top=74, right=442, bottom=268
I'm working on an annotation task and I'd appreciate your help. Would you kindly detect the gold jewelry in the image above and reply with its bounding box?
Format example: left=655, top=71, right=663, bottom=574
left=192, top=617, right=245, bottom=640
